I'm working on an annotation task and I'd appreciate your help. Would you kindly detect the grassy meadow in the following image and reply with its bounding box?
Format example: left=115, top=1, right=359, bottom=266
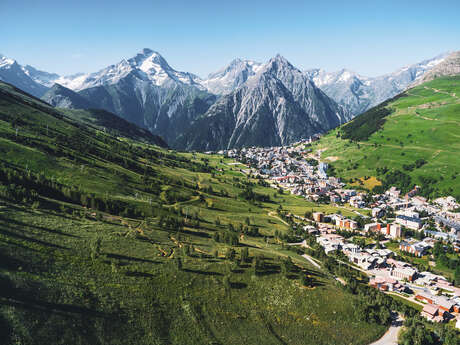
left=312, top=76, right=460, bottom=197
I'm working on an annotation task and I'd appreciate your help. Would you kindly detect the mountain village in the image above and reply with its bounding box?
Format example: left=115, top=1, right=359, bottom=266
left=216, top=142, right=460, bottom=325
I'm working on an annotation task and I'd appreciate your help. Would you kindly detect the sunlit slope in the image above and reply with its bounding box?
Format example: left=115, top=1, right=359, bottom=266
left=313, top=76, right=460, bottom=197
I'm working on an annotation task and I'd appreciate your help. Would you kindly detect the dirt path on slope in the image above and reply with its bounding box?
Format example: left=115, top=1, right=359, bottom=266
left=369, top=314, right=404, bottom=345
left=267, top=211, right=290, bottom=226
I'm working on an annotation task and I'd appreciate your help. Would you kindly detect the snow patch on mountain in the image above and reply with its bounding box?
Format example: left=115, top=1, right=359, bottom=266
left=21, top=65, right=60, bottom=87
left=0, top=55, right=15, bottom=69
left=200, top=58, right=263, bottom=94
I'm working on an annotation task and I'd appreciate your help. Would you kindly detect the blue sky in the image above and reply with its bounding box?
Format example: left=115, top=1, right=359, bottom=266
left=1, top=0, right=459, bottom=77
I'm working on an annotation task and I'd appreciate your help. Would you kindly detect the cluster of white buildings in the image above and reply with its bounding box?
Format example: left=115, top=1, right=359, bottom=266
left=224, top=146, right=350, bottom=203
left=313, top=228, right=460, bottom=323
left=216, top=143, right=460, bottom=324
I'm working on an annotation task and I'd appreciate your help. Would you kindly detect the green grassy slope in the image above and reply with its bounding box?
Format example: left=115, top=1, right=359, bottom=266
left=0, top=81, right=167, bottom=147
left=313, top=76, right=460, bottom=197
left=0, top=81, right=387, bottom=344
left=60, top=108, right=168, bottom=147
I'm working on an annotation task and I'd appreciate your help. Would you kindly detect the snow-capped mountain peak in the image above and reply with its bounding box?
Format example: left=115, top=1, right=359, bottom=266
left=55, top=48, right=203, bottom=91
left=264, top=54, right=296, bottom=71
left=200, top=57, right=263, bottom=94
left=336, top=69, right=358, bottom=82
left=0, top=53, right=50, bottom=97
left=0, top=54, right=16, bottom=69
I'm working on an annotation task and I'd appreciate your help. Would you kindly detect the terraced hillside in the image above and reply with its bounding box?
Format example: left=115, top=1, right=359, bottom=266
left=312, top=76, right=460, bottom=197
left=0, top=81, right=390, bottom=344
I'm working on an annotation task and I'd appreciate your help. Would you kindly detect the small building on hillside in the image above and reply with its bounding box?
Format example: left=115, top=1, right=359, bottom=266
left=336, top=218, right=358, bottom=231
left=313, top=212, right=324, bottom=222
left=421, top=304, right=446, bottom=323
left=434, top=296, right=455, bottom=313
left=364, top=223, right=381, bottom=233
left=342, top=243, right=360, bottom=254
left=369, top=276, right=401, bottom=292
left=416, top=292, right=434, bottom=304
left=386, top=187, right=401, bottom=199
left=399, top=241, right=430, bottom=257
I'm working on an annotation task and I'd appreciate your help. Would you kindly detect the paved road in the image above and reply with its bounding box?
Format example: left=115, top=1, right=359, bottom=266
left=369, top=314, right=404, bottom=345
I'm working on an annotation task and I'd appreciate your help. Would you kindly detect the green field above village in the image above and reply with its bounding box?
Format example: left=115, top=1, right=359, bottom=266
left=312, top=76, right=460, bottom=198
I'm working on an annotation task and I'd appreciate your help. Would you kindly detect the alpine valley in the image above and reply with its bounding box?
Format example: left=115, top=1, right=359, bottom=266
left=2, top=44, right=460, bottom=345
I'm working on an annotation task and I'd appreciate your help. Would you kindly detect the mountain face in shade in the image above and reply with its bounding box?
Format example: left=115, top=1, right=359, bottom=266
left=42, top=84, right=96, bottom=109
left=75, top=76, right=216, bottom=146
left=306, top=53, right=448, bottom=116
left=176, top=55, right=350, bottom=151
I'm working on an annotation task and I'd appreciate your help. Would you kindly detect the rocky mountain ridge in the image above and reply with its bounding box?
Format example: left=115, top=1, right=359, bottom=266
left=176, top=55, right=350, bottom=150
left=305, top=53, right=449, bottom=115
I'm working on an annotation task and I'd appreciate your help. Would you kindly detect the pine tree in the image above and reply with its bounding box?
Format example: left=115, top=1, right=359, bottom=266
left=175, top=257, right=183, bottom=270
left=455, top=265, right=460, bottom=286
left=240, top=247, right=249, bottom=263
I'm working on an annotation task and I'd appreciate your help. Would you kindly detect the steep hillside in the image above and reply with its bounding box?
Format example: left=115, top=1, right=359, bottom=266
left=0, top=81, right=166, bottom=147
left=0, top=78, right=393, bottom=345
left=60, top=108, right=168, bottom=147
left=77, top=77, right=216, bottom=146
left=42, top=83, right=96, bottom=109
left=311, top=76, right=460, bottom=198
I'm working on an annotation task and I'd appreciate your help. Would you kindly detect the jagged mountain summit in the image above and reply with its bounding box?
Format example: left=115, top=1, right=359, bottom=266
left=200, top=58, right=263, bottom=95
left=412, top=51, right=460, bottom=86
left=55, top=48, right=204, bottom=91
left=44, top=49, right=217, bottom=145
left=176, top=55, right=350, bottom=151
left=0, top=54, right=49, bottom=97
left=306, top=53, right=448, bottom=116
